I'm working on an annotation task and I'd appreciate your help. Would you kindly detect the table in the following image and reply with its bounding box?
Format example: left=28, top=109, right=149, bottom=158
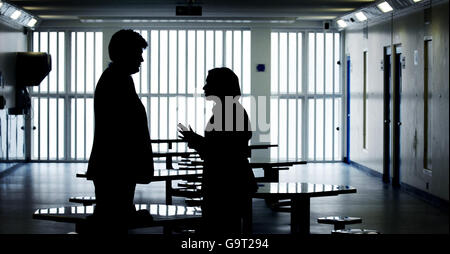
left=253, top=182, right=357, bottom=234
left=154, top=169, right=203, bottom=205
left=153, top=151, right=197, bottom=169
left=180, top=159, right=307, bottom=182
left=77, top=169, right=203, bottom=205
left=32, top=203, right=202, bottom=234
left=151, top=139, right=185, bottom=149
left=249, top=160, right=307, bottom=182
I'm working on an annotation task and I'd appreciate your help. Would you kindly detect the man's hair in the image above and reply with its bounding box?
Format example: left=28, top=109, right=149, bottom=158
left=108, top=29, right=148, bottom=62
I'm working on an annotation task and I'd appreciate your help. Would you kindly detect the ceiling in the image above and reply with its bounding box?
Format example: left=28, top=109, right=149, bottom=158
left=8, top=0, right=375, bottom=21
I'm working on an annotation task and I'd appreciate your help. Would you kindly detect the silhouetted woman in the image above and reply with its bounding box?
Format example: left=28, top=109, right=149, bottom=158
left=179, top=67, right=257, bottom=235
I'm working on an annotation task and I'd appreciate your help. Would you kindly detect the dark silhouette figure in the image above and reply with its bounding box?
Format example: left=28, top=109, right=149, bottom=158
left=86, top=30, right=154, bottom=233
left=179, top=67, right=258, bottom=235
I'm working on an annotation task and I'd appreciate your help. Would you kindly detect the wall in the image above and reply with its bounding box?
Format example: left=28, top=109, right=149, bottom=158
left=345, top=0, right=449, bottom=201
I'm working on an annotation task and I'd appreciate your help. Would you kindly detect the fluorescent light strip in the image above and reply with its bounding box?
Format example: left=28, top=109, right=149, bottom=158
left=355, top=11, right=367, bottom=21
left=11, top=10, right=22, bottom=20
left=27, top=18, right=37, bottom=27
left=377, top=1, right=393, bottom=13
left=413, top=0, right=423, bottom=2
left=337, top=19, right=347, bottom=28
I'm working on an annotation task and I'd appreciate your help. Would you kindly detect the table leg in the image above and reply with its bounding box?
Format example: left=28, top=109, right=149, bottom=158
left=290, top=197, right=310, bottom=235
left=166, top=179, right=173, bottom=205
left=166, top=155, right=173, bottom=169
left=263, top=166, right=279, bottom=182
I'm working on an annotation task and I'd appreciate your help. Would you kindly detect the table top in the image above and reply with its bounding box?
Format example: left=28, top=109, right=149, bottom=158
left=253, top=182, right=356, bottom=198
left=153, top=169, right=203, bottom=180
left=77, top=169, right=203, bottom=180
left=153, top=151, right=197, bottom=157
left=33, top=204, right=202, bottom=223
left=152, top=140, right=276, bottom=148
left=179, top=159, right=307, bottom=167
left=249, top=160, right=307, bottom=167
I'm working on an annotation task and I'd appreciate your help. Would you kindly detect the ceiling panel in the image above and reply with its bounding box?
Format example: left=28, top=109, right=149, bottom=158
left=8, top=0, right=375, bottom=21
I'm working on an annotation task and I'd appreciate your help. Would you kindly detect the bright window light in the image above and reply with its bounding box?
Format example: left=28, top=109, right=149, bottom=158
left=11, top=10, right=22, bottom=20
left=337, top=19, right=347, bottom=28
left=0, top=2, right=3, bottom=8
left=377, top=1, right=393, bottom=13
left=355, top=12, right=368, bottom=21
left=27, top=18, right=37, bottom=27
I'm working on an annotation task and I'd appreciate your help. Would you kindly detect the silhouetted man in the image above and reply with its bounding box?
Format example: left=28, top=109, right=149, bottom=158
left=179, top=67, right=258, bottom=235
left=87, top=29, right=154, bottom=233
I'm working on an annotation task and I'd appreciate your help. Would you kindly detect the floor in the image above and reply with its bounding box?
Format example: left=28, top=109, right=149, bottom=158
left=0, top=162, right=448, bottom=234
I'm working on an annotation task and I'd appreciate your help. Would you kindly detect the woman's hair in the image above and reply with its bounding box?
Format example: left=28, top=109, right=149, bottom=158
left=108, top=29, right=148, bottom=62
left=206, top=67, right=242, bottom=97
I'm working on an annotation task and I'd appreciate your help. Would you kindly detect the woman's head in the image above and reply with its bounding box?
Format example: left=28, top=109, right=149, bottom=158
left=203, top=67, right=241, bottom=99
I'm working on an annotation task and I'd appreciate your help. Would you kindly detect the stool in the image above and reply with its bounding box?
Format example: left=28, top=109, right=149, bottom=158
left=317, top=216, right=362, bottom=230
left=332, top=229, right=380, bottom=234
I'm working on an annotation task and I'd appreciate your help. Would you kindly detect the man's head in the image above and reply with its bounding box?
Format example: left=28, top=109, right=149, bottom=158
left=108, top=29, right=148, bottom=74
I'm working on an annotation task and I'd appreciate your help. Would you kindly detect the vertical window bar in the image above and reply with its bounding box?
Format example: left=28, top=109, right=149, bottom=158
left=185, top=29, right=189, bottom=151
left=323, top=31, right=326, bottom=161
left=47, top=32, right=50, bottom=160
left=194, top=30, right=197, bottom=132
left=286, top=32, right=289, bottom=160
left=167, top=30, right=170, bottom=145
left=222, top=30, right=226, bottom=67
left=65, top=31, right=71, bottom=160
left=157, top=30, right=161, bottom=152
left=74, top=32, right=77, bottom=160
left=176, top=30, right=179, bottom=152
left=314, top=32, right=317, bottom=161
left=331, top=33, right=336, bottom=161
left=56, top=32, right=59, bottom=160
left=295, top=32, right=299, bottom=161
left=37, top=32, right=41, bottom=159
left=277, top=32, right=280, bottom=161
left=213, top=30, right=216, bottom=68
left=140, top=31, right=143, bottom=94
left=240, top=30, right=244, bottom=97
left=147, top=31, right=151, bottom=137
left=231, top=30, right=234, bottom=70
left=84, top=32, right=87, bottom=160
left=204, top=29, right=207, bottom=130
left=302, top=32, right=308, bottom=161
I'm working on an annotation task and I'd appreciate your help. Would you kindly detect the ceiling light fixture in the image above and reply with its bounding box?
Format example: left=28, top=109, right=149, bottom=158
left=355, top=11, right=368, bottom=21
left=377, top=1, right=394, bottom=13
left=0, top=1, right=39, bottom=29
left=337, top=19, right=348, bottom=28
left=27, top=18, right=37, bottom=27
left=10, top=10, right=21, bottom=20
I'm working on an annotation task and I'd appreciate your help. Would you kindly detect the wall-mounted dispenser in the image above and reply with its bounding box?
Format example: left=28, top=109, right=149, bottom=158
left=7, top=52, right=51, bottom=115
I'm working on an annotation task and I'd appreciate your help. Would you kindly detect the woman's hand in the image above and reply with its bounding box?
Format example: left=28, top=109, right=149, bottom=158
left=178, top=123, right=201, bottom=148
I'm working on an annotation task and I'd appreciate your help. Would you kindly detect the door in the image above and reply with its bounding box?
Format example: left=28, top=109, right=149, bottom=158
left=345, top=56, right=351, bottom=163
left=392, top=46, right=402, bottom=187
left=383, top=47, right=391, bottom=183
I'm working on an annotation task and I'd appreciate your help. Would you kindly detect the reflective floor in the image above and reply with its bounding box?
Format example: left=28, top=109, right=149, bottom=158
left=0, top=162, right=448, bottom=234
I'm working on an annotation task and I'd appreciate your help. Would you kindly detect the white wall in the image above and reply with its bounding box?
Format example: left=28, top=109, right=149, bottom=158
left=345, top=1, right=449, bottom=201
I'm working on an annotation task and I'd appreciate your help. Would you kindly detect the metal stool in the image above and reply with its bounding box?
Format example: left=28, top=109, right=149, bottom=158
left=332, top=229, right=380, bottom=234
left=317, top=216, right=362, bottom=230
